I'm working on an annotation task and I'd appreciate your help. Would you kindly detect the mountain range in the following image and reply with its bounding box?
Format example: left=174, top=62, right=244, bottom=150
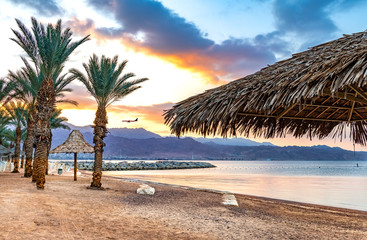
left=50, top=123, right=367, bottom=160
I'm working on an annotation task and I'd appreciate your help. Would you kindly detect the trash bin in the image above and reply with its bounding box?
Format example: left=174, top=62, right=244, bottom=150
left=58, top=168, right=62, bottom=175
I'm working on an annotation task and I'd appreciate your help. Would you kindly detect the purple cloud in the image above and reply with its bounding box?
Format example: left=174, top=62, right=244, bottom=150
left=7, top=0, right=63, bottom=16
left=272, top=0, right=364, bottom=49
left=75, top=0, right=363, bottom=82
left=83, top=0, right=281, bottom=81
left=90, top=0, right=214, bottom=53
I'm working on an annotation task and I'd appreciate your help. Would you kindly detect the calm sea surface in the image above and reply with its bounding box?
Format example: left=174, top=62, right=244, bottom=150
left=103, top=160, right=367, bottom=211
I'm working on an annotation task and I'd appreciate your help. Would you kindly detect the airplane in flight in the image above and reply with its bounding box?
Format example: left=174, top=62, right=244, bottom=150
left=121, top=118, right=138, bottom=123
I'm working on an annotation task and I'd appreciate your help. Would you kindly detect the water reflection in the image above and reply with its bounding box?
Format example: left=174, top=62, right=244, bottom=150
left=103, top=161, right=367, bottom=211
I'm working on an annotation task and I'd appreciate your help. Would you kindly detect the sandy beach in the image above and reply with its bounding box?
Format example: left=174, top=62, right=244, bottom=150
left=0, top=171, right=366, bottom=240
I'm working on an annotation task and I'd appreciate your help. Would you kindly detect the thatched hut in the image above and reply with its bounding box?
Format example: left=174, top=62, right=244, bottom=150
left=0, top=145, right=11, bottom=161
left=165, top=30, right=367, bottom=145
left=51, top=130, right=94, bottom=180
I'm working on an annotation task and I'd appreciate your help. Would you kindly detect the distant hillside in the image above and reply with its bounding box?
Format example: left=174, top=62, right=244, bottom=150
left=108, top=128, right=161, bottom=139
left=195, top=137, right=274, bottom=147
left=57, top=123, right=161, bottom=139
left=50, top=123, right=367, bottom=160
left=210, top=144, right=367, bottom=161
left=59, top=123, right=274, bottom=146
left=102, top=136, right=225, bottom=159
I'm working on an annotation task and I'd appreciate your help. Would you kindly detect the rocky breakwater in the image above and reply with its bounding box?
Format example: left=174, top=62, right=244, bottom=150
left=59, top=161, right=216, bottom=171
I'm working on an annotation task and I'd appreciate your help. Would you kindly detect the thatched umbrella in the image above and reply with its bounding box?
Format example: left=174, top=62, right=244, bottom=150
left=50, top=130, right=94, bottom=181
left=165, top=30, right=367, bottom=145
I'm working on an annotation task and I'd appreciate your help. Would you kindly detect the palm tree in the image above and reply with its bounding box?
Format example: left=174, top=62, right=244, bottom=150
left=70, top=54, right=148, bottom=188
left=4, top=101, right=27, bottom=173
left=2, top=128, right=26, bottom=162
left=9, top=59, right=78, bottom=178
left=8, top=63, right=38, bottom=177
left=11, top=17, right=89, bottom=189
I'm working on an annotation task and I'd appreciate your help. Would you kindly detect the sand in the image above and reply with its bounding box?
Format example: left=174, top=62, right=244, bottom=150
left=0, top=171, right=366, bottom=240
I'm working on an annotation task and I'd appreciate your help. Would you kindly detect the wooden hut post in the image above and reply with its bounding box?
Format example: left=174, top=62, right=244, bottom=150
left=74, top=152, right=77, bottom=181
left=21, top=154, right=24, bottom=168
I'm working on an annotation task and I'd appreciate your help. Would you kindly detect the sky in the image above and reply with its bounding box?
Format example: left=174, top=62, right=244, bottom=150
left=1, top=0, right=367, bottom=150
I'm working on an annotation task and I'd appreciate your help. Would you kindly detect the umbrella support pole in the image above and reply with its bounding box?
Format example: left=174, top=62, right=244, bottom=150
left=74, top=153, right=77, bottom=181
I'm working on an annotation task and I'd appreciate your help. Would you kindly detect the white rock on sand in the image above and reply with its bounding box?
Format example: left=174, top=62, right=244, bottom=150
left=137, top=184, right=155, bottom=195
left=222, top=194, right=238, bottom=206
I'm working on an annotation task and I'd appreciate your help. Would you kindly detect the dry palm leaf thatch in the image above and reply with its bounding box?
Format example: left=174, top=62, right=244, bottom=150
left=165, top=30, right=367, bottom=145
left=50, top=130, right=94, bottom=154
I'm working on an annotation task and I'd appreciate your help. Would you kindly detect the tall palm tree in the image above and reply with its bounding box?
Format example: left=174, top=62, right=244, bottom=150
left=8, top=59, right=78, bottom=178
left=5, top=101, right=27, bottom=173
left=70, top=54, right=148, bottom=188
left=8, top=63, right=38, bottom=177
left=11, top=17, right=89, bottom=189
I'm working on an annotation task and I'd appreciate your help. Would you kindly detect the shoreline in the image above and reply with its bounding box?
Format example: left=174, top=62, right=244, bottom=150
left=1, top=171, right=366, bottom=239
left=100, top=173, right=367, bottom=215
left=50, top=162, right=367, bottom=212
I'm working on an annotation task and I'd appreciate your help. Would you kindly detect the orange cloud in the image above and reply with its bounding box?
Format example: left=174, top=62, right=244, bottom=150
left=66, top=16, right=280, bottom=85
left=108, top=102, right=173, bottom=124
left=56, top=83, right=96, bottom=110
left=66, top=18, right=222, bottom=84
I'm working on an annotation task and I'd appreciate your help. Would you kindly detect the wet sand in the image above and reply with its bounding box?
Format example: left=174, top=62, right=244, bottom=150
left=0, top=171, right=366, bottom=240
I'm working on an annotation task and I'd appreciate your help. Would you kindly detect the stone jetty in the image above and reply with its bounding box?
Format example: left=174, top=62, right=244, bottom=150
left=56, top=160, right=216, bottom=171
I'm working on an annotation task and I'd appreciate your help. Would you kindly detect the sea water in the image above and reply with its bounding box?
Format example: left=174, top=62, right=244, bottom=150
left=103, top=160, right=367, bottom=211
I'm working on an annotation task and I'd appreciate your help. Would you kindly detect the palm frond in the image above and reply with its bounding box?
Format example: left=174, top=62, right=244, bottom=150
left=71, top=54, right=148, bottom=109
left=55, top=98, right=78, bottom=106
left=50, top=109, right=70, bottom=130
left=0, top=78, right=17, bottom=106
left=4, top=101, right=28, bottom=128
left=12, top=17, right=90, bottom=80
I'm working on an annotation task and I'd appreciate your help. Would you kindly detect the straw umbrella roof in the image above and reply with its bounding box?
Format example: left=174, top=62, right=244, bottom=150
left=0, top=145, right=11, bottom=156
left=51, top=130, right=94, bottom=154
left=165, top=30, right=367, bottom=144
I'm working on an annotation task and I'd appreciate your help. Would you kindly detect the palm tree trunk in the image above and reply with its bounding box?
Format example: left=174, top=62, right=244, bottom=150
left=11, top=126, right=21, bottom=173
left=90, top=106, right=108, bottom=188
left=31, top=149, right=36, bottom=182
left=21, top=154, right=24, bottom=168
left=20, top=140, right=26, bottom=168
left=33, top=77, right=55, bottom=190
left=33, top=140, right=49, bottom=187
left=46, top=132, right=52, bottom=175
left=24, top=110, right=36, bottom=178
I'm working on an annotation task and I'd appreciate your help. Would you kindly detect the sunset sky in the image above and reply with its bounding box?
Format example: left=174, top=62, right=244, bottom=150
left=1, top=0, right=367, bottom=150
